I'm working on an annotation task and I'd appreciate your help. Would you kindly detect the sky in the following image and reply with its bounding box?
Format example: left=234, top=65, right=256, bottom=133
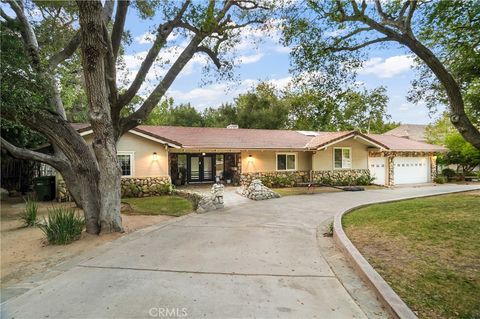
left=119, top=6, right=444, bottom=126
left=1, top=2, right=442, bottom=126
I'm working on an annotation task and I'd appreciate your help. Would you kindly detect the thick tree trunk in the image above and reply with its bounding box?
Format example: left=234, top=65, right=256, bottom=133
left=78, top=0, right=123, bottom=234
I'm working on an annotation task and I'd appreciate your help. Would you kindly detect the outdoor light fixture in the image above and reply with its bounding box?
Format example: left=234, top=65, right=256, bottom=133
left=152, top=152, right=158, bottom=161
left=248, top=154, right=254, bottom=163
left=202, top=152, right=206, bottom=156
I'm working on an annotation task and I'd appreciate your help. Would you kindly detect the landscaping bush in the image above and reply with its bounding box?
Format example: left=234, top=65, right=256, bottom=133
left=260, top=175, right=296, bottom=188
left=354, top=173, right=375, bottom=186
left=38, top=207, right=85, bottom=245
left=434, top=176, right=447, bottom=184
left=441, top=168, right=456, bottom=180
left=19, top=196, right=38, bottom=227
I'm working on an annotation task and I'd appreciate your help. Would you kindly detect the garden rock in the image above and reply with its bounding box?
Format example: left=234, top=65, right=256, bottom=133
left=239, top=179, right=280, bottom=201
left=196, top=183, right=225, bottom=214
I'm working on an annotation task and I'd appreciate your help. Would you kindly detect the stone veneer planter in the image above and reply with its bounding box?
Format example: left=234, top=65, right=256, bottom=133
left=311, top=169, right=371, bottom=184
left=57, top=176, right=171, bottom=202
left=240, top=171, right=310, bottom=187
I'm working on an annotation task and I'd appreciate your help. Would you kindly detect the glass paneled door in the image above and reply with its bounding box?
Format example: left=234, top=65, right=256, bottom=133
left=187, top=154, right=215, bottom=182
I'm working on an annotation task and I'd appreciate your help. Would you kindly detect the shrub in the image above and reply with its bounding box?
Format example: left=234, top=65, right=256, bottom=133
left=19, top=197, right=38, bottom=227
left=38, top=207, right=85, bottom=245
left=355, top=173, right=375, bottom=186
left=260, top=175, right=296, bottom=188
left=434, top=176, right=447, bottom=184
left=441, top=168, right=456, bottom=180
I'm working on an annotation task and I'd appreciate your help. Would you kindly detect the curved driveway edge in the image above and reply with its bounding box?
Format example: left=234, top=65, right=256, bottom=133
left=333, top=188, right=478, bottom=319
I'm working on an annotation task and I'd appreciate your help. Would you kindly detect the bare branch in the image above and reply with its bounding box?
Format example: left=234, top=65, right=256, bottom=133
left=102, top=0, right=115, bottom=22
left=120, top=35, right=204, bottom=134
left=399, top=1, right=410, bottom=18
left=1, top=137, right=67, bottom=169
left=326, top=37, right=393, bottom=52
left=0, top=8, right=16, bottom=23
left=405, top=0, right=418, bottom=34
left=196, top=46, right=221, bottom=68
left=9, top=0, right=40, bottom=66
left=117, top=0, right=191, bottom=108
left=49, top=32, right=81, bottom=68
left=336, top=27, right=373, bottom=43
left=111, top=0, right=129, bottom=60
left=103, top=22, right=118, bottom=106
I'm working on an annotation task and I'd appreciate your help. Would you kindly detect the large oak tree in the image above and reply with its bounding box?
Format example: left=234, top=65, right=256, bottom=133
left=283, top=0, right=480, bottom=149
left=0, top=0, right=269, bottom=234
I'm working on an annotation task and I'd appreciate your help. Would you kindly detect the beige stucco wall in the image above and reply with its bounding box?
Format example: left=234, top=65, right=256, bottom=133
left=241, top=151, right=312, bottom=173
left=84, top=132, right=169, bottom=177
left=312, top=138, right=369, bottom=170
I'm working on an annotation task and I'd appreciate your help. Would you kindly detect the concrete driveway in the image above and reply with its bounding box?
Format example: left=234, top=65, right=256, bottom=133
left=2, top=184, right=478, bottom=319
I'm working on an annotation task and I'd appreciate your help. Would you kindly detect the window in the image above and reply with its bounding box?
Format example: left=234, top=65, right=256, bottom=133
left=117, top=152, right=134, bottom=176
left=334, top=148, right=352, bottom=169
left=276, top=153, right=296, bottom=171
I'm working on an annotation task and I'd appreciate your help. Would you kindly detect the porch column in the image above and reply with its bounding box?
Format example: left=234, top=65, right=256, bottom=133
left=430, top=155, right=438, bottom=182
left=387, top=155, right=395, bottom=187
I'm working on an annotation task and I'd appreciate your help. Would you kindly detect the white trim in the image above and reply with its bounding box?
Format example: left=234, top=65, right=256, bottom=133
left=79, top=130, right=93, bottom=136
left=276, top=152, right=297, bottom=171
left=78, top=129, right=180, bottom=148
left=129, top=130, right=180, bottom=148
left=333, top=147, right=352, bottom=169
left=117, top=151, right=135, bottom=177
left=317, top=133, right=385, bottom=151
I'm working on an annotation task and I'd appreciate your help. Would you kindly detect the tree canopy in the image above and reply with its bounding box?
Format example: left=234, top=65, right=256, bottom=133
left=282, top=0, right=480, bottom=149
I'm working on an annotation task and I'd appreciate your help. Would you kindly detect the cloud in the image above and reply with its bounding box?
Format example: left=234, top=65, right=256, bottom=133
left=237, top=53, right=264, bottom=64
left=358, top=55, right=415, bottom=78
left=167, top=76, right=293, bottom=109
left=135, top=30, right=178, bottom=44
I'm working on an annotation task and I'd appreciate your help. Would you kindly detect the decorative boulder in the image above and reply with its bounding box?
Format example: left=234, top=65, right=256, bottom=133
left=239, top=179, right=280, bottom=201
left=196, top=183, right=225, bottom=213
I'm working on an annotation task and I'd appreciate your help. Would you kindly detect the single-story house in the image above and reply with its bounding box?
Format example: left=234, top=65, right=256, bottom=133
left=60, top=124, right=444, bottom=199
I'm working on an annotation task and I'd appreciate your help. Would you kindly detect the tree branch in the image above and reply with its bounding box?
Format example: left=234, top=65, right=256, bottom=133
left=0, top=137, right=67, bottom=170
left=0, top=8, right=16, bottom=23
left=327, top=37, right=392, bottom=52
left=116, top=0, right=191, bottom=108
left=111, top=0, right=129, bottom=60
left=120, top=35, right=204, bottom=134
left=49, top=32, right=81, bottom=68
left=405, top=0, right=418, bottom=35
left=9, top=0, right=40, bottom=67
left=196, top=46, right=221, bottom=68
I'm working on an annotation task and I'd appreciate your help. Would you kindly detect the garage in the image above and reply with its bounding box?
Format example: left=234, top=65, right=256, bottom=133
left=368, top=157, right=387, bottom=185
left=393, top=157, right=429, bottom=184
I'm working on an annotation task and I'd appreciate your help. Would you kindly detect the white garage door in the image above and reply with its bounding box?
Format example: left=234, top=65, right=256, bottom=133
left=394, top=157, right=429, bottom=184
left=368, top=157, right=387, bottom=185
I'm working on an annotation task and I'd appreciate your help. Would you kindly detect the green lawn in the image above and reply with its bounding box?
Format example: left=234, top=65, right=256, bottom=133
left=122, top=196, right=193, bottom=217
left=343, top=191, right=480, bottom=319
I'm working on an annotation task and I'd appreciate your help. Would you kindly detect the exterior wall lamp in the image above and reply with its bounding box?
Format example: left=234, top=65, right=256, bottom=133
left=152, top=152, right=158, bottom=161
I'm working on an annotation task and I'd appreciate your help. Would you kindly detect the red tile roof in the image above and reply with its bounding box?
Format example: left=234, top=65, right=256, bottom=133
left=70, top=123, right=445, bottom=152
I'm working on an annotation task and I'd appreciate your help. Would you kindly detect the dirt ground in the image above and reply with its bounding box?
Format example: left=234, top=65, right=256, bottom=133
left=0, top=197, right=173, bottom=288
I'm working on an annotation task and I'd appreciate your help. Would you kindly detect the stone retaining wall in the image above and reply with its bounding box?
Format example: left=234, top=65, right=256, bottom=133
left=240, top=171, right=310, bottom=187
left=121, top=177, right=172, bottom=197
left=57, top=176, right=171, bottom=202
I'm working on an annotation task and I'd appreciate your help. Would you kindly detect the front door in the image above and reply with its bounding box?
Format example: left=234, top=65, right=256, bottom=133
left=188, top=154, right=215, bottom=182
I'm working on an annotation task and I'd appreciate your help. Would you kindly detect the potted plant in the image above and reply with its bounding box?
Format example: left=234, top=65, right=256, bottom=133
left=179, top=167, right=187, bottom=185
left=224, top=169, right=233, bottom=184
